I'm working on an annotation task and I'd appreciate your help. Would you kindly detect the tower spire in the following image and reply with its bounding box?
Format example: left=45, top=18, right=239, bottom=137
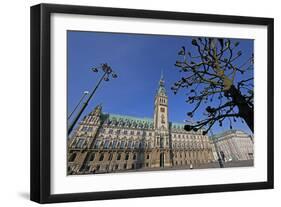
left=158, top=70, right=166, bottom=95
left=159, top=70, right=164, bottom=86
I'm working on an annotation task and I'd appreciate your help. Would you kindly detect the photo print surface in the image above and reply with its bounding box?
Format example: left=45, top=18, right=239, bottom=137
left=67, top=31, right=254, bottom=175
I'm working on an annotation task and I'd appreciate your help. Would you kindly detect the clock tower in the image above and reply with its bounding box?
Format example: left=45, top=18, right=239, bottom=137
left=153, top=72, right=171, bottom=168
left=153, top=72, right=169, bottom=130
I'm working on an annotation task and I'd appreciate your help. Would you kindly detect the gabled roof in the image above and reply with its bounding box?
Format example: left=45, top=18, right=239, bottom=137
left=101, top=113, right=153, bottom=129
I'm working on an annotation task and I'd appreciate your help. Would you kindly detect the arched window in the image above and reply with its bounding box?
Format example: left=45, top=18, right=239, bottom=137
left=133, top=153, right=137, bottom=160
left=125, top=153, right=129, bottom=160
left=108, top=153, right=113, bottom=161
left=99, top=153, right=104, bottom=161
left=89, top=153, right=95, bottom=161
left=68, top=153, right=76, bottom=162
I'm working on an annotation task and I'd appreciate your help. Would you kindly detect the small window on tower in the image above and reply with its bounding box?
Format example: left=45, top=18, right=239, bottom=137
left=160, top=107, right=165, bottom=112
left=161, top=114, right=165, bottom=124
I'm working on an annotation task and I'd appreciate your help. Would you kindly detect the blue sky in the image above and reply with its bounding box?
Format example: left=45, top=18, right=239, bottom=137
left=67, top=31, right=253, bottom=135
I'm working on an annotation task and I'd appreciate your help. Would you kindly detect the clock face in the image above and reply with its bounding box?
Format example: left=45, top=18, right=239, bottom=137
left=160, top=107, right=165, bottom=112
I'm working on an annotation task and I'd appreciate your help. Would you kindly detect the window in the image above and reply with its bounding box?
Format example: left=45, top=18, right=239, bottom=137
left=116, top=129, right=121, bottom=135
left=146, top=154, right=150, bottom=159
left=96, top=165, right=100, bottom=171
left=127, top=140, right=132, bottom=148
left=161, top=114, right=165, bottom=124
left=76, top=139, right=84, bottom=148
left=99, top=153, right=104, bottom=161
left=115, top=164, right=118, bottom=170
left=108, top=129, right=113, bottom=134
left=125, top=153, right=129, bottom=160
left=133, top=153, right=137, bottom=160
left=89, top=153, right=95, bottom=161
left=123, top=130, right=128, bottom=135
left=160, top=107, right=165, bottom=112
left=120, top=141, right=125, bottom=149
left=137, top=131, right=140, bottom=135
left=117, top=153, right=121, bottom=160
left=149, top=132, right=152, bottom=136
left=87, top=126, right=93, bottom=132
left=68, top=153, right=76, bottom=162
left=94, top=140, right=101, bottom=149
left=123, top=164, right=127, bottom=169
left=112, top=141, right=117, bottom=149
left=104, top=140, right=110, bottom=149
left=130, top=131, right=134, bottom=135
left=108, top=153, right=113, bottom=161
left=135, top=141, right=139, bottom=149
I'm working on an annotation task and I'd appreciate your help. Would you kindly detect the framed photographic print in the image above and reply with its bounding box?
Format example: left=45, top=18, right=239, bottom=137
left=30, top=3, right=274, bottom=203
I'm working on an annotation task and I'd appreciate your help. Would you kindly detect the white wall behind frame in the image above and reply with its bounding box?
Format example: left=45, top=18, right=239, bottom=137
left=0, top=0, right=279, bottom=207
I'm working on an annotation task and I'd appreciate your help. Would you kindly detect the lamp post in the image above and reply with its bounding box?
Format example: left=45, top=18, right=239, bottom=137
left=209, top=129, right=224, bottom=168
left=67, top=63, right=117, bottom=135
left=68, top=91, right=89, bottom=120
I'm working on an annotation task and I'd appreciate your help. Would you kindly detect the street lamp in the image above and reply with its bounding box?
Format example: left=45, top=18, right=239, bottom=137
left=67, top=63, right=118, bottom=135
left=68, top=91, right=89, bottom=120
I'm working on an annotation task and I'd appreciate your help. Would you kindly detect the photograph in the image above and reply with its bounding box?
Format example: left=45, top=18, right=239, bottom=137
left=66, top=31, right=254, bottom=175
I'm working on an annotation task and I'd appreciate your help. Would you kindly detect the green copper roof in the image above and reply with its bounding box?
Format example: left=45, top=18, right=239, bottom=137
left=101, top=113, right=154, bottom=129
left=106, top=113, right=153, bottom=123
left=157, top=71, right=167, bottom=95
left=170, top=122, right=185, bottom=129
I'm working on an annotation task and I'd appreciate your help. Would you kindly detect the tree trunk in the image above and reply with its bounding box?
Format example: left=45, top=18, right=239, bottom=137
left=225, top=85, right=254, bottom=133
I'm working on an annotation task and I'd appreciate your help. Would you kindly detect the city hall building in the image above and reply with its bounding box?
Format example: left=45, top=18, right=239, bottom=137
left=67, top=75, right=217, bottom=174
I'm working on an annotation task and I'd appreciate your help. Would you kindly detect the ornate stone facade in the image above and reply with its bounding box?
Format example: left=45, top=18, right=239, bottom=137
left=210, top=130, right=254, bottom=162
left=67, top=75, right=214, bottom=175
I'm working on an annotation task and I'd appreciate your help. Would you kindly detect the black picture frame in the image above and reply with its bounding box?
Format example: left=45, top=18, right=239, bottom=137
left=30, top=3, right=274, bottom=204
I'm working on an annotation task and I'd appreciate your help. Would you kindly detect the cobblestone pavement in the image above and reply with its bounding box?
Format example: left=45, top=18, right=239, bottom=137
left=89, top=160, right=254, bottom=174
